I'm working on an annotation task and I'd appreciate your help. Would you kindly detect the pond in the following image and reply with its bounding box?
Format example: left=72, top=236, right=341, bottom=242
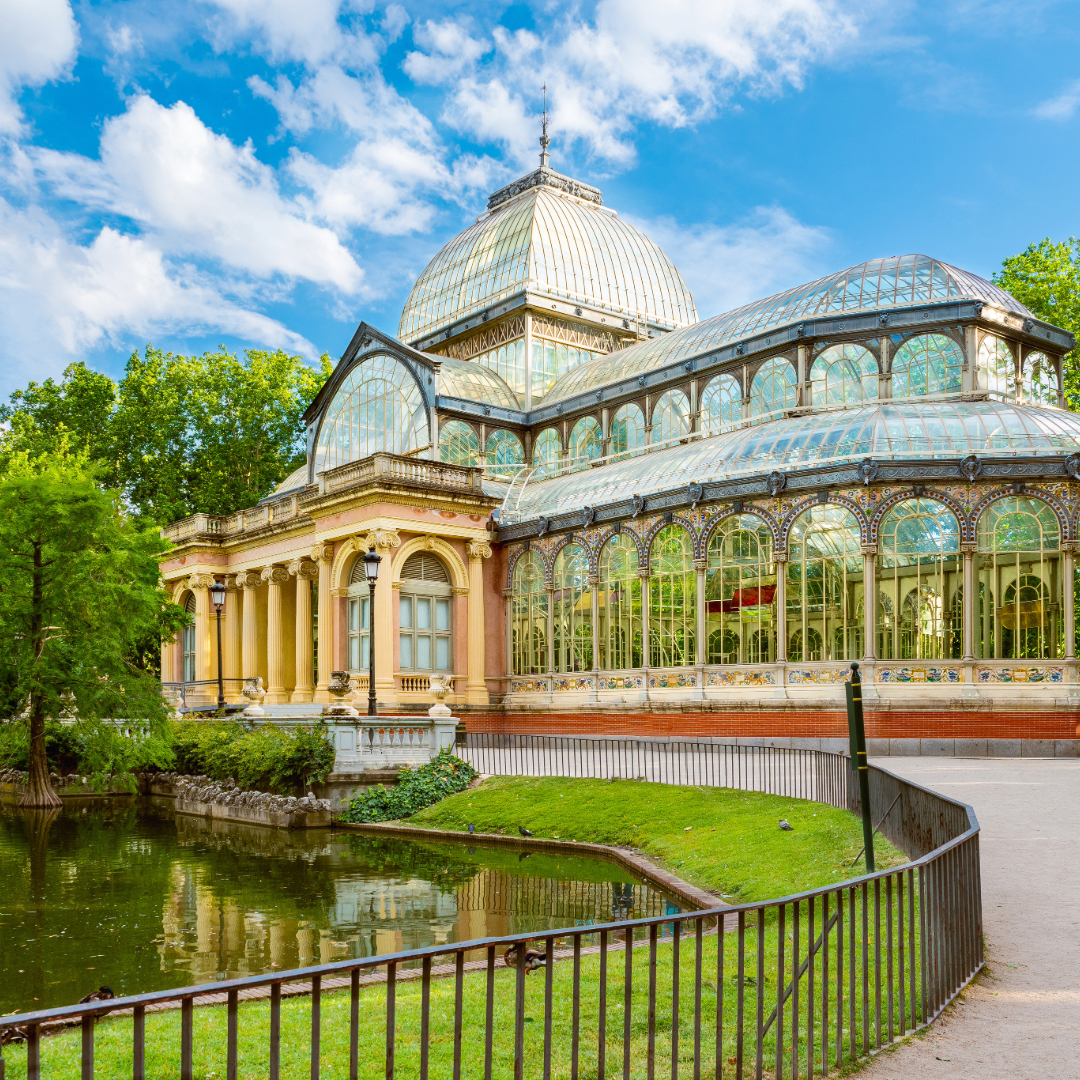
left=0, top=800, right=682, bottom=1016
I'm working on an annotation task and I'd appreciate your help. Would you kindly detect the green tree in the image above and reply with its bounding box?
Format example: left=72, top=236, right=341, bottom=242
left=0, top=447, right=186, bottom=806
left=994, top=238, right=1080, bottom=408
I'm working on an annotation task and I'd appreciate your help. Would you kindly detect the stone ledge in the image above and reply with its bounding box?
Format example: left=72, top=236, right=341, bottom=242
left=175, top=796, right=331, bottom=830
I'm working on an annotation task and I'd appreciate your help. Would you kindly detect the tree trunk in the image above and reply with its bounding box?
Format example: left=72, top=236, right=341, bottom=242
left=21, top=693, right=60, bottom=807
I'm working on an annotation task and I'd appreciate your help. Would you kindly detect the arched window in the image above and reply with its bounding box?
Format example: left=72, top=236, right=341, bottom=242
left=484, top=429, right=525, bottom=478
left=313, top=354, right=428, bottom=474
left=890, top=334, right=963, bottom=398
left=610, top=403, right=646, bottom=459
left=700, top=374, right=742, bottom=434
left=651, top=390, right=690, bottom=445
left=977, top=334, right=1015, bottom=398
left=649, top=525, right=696, bottom=667
left=1020, top=351, right=1057, bottom=407
left=749, top=357, right=797, bottom=420
left=567, top=416, right=603, bottom=470
left=397, top=553, right=452, bottom=674
left=976, top=497, right=1062, bottom=660
left=598, top=534, right=643, bottom=669
left=532, top=428, right=561, bottom=478
left=347, top=558, right=371, bottom=671
left=181, top=593, right=196, bottom=682
left=553, top=544, right=592, bottom=672
left=705, top=515, right=776, bottom=665
left=512, top=552, right=549, bottom=674
left=877, top=499, right=961, bottom=660
left=787, top=506, right=864, bottom=662
left=810, top=344, right=878, bottom=406
left=438, top=419, right=480, bottom=467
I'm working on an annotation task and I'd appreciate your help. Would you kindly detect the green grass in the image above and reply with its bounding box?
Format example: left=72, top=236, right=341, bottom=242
left=406, top=776, right=906, bottom=903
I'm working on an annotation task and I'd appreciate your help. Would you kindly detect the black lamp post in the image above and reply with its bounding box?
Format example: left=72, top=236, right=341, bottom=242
left=210, top=580, right=226, bottom=711
left=363, top=549, right=382, bottom=716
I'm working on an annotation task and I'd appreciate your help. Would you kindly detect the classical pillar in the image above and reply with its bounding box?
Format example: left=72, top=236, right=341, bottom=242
left=639, top=568, right=651, bottom=668
left=222, top=576, right=241, bottom=700
left=365, top=530, right=401, bottom=705
left=796, top=344, right=809, bottom=407
left=545, top=586, right=556, bottom=675
left=311, top=543, right=335, bottom=702
left=774, top=554, right=788, bottom=664
left=961, top=544, right=976, bottom=662
left=160, top=627, right=176, bottom=685
left=879, top=336, right=891, bottom=400
left=1063, top=543, right=1077, bottom=661
left=187, top=573, right=214, bottom=683
left=261, top=565, right=289, bottom=704
left=466, top=541, right=493, bottom=704
left=694, top=558, right=707, bottom=666
left=234, top=571, right=262, bottom=683
left=503, top=588, right=514, bottom=678
left=289, top=559, right=319, bottom=703
left=862, top=546, right=877, bottom=661
left=589, top=575, right=600, bottom=671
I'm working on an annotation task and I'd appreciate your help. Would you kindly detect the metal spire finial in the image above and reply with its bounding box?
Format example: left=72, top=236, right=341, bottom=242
left=539, top=83, right=550, bottom=168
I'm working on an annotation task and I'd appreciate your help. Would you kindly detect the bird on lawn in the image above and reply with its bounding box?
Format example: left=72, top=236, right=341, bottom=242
left=518, top=825, right=534, bottom=837
left=468, top=823, right=476, bottom=835
left=78, top=987, right=115, bottom=1004
left=778, top=819, right=794, bottom=831
left=503, top=943, right=546, bottom=973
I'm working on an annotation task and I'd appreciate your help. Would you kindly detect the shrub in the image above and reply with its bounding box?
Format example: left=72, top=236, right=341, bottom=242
left=170, top=720, right=335, bottom=794
left=342, top=752, right=477, bottom=823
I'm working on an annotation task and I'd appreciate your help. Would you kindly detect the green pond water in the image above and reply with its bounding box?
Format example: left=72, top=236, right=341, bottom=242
left=0, top=799, right=681, bottom=1017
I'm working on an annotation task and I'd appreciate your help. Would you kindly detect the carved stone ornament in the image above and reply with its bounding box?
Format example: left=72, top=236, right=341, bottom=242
left=631, top=494, right=646, bottom=518
left=260, top=565, right=290, bottom=586
left=186, top=571, right=216, bottom=591
left=735, top=343, right=744, bottom=356
left=972, top=302, right=984, bottom=319
left=765, top=472, right=786, bottom=497
left=731, top=498, right=744, bottom=515
left=959, top=455, right=983, bottom=482
left=912, top=484, right=927, bottom=497
left=310, top=543, right=335, bottom=564
left=428, top=674, right=452, bottom=717
left=1064, top=453, right=1080, bottom=480
left=637, top=374, right=646, bottom=389
left=878, top=313, right=889, bottom=327
left=467, top=540, right=493, bottom=560
left=363, top=529, right=402, bottom=552
left=595, top=390, right=603, bottom=402
left=322, top=670, right=359, bottom=717
left=288, top=558, right=318, bottom=580
left=1023, top=318, right=1034, bottom=333
left=687, top=482, right=704, bottom=508
left=241, top=676, right=266, bottom=717
left=537, top=517, right=550, bottom=536
left=796, top=323, right=806, bottom=337
left=582, top=505, right=597, bottom=527
left=233, top=569, right=262, bottom=590
left=856, top=458, right=879, bottom=486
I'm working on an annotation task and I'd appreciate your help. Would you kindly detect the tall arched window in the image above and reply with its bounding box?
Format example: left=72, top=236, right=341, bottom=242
left=877, top=499, right=961, bottom=660
left=532, top=428, right=561, bottom=478
left=1020, top=351, right=1057, bottom=407
left=598, top=534, right=643, bottom=669
left=810, top=344, right=878, bottom=406
left=976, top=497, right=1062, bottom=659
left=347, top=559, right=370, bottom=671
left=890, top=334, right=963, bottom=398
left=398, top=553, right=452, bottom=674
left=181, top=593, right=196, bottom=682
left=787, top=506, right=864, bottom=662
left=438, top=419, right=480, bottom=466
left=512, top=552, right=549, bottom=674
left=553, top=544, right=592, bottom=671
left=314, top=354, right=428, bottom=474
left=977, top=334, right=1015, bottom=398
left=567, top=416, right=603, bottom=470
left=651, top=390, right=690, bottom=445
left=705, top=515, right=776, bottom=664
left=484, top=429, right=525, bottom=478
left=749, top=357, right=797, bottom=421
left=649, top=525, right=696, bottom=667
left=610, top=404, right=646, bottom=459
left=700, top=374, right=742, bottom=433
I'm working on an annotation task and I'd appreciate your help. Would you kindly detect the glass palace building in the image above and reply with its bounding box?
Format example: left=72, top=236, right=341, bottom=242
left=159, top=155, right=1080, bottom=729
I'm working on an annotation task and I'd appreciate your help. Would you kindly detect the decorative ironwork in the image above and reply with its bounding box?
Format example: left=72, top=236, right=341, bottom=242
left=766, top=471, right=786, bottom=496
left=959, top=455, right=983, bottom=482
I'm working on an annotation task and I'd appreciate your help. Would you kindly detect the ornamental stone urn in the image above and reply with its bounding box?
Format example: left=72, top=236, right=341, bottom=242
left=428, top=674, right=452, bottom=717
left=241, top=676, right=266, bottom=717
left=323, top=670, right=359, bottom=717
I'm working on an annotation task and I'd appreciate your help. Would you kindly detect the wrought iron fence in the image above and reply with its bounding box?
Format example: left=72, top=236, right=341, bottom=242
left=0, top=740, right=981, bottom=1080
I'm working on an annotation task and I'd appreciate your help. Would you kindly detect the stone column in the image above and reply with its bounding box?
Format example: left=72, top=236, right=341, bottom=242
left=160, top=627, right=176, bottom=684
left=261, top=565, right=290, bottom=704
left=639, top=568, right=651, bottom=669
left=774, top=554, right=788, bottom=664
left=589, top=575, right=600, bottom=671
left=797, top=344, right=809, bottom=407
left=187, top=573, right=215, bottom=683
left=365, top=530, right=401, bottom=705
left=961, top=544, right=976, bottom=661
left=879, top=336, right=891, bottom=400
left=1063, top=543, right=1077, bottom=661
left=466, top=541, right=493, bottom=704
left=311, top=543, right=335, bottom=702
left=234, top=571, right=262, bottom=683
left=503, top=588, right=514, bottom=678
left=694, top=558, right=707, bottom=666
left=862, top=546, right=877, bottom=661
left=545, top=586, right=556, bottom=675
left=222, top=576, right=241, bottom=700
left=289, top=559, right=319, bottom=703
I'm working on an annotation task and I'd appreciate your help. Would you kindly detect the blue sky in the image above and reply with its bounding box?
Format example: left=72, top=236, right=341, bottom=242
left=3, top=0, right=1080, bottom=397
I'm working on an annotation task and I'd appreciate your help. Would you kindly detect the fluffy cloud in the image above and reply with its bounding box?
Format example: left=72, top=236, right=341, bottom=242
left=1034, top=79, right=1080, bottom=121
left=0, top=0, right=78, bottom=134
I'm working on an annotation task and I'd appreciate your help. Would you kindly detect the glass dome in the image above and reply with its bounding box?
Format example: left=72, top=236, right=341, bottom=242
left=544, top=255, right=1032, bottom=403
left=398, top=180, right=698, bottom=343
left=437, top=356, right=520, bottom=409
left=505, top=400, right=1080, bottom=522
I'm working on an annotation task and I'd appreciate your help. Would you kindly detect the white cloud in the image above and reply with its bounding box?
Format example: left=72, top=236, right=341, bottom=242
left=0, top=0, right=78, bottom=134
left=1034, top=79, right=1080, bottom=121
left=639, top=206, right=832, bottom=317
left=403, top=19, right=488, bottom=85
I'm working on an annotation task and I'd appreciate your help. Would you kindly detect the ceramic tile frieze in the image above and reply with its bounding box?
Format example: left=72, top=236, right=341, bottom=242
left=787, top=668, right=853, bottom=685
left=552, top=676, right=595, bottom=691
left=706, top=669, right=778, bottom=686
left=510, top=678, right=551, bottom=693
left=648, top=671, right=698, bottom=688
left=597, top=674, right=646, bottom=690
left=877, top=666, right=962, bottom=684
left=976, top=666, right=1063, bottom=683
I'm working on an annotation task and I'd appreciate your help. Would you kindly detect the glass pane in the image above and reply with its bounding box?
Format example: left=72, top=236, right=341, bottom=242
left=417, top=635, right=432, bottom=669
left=348, top=599, right=359, bottom=633
left=361, top=636, right=369, bottom=668
left=400, top=596, right=412, bottom=629
left=436, top=636, right=450, bottom=670
left=400, top=634, right=413, bottom=669
left=435, top=599, right=450, bottom=631
left=417, top=597, right=432, bottom=630
left=349, top=636, right=359, bottom=670
left=360, top=597, right=369, bottom=630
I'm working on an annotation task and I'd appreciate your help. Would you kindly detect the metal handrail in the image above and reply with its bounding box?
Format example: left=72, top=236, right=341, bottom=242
left=0, top=739, right=981, bottom=1080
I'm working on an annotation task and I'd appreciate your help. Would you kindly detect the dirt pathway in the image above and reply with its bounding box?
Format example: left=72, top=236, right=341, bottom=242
left=863, top=756, right=1080, bottom=1080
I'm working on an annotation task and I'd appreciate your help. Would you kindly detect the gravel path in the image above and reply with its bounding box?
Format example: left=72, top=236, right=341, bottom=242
left=862, top=756, right=1080, bottom=1080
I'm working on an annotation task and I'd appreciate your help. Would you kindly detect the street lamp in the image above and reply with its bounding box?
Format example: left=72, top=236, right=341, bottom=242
left=209, top=580, right=226, bottom=711
left=363, top=549, right=382, bottom=716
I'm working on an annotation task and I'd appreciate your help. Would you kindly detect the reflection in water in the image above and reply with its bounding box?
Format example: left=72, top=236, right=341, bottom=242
left=0, top=800, right=680, bottom=1013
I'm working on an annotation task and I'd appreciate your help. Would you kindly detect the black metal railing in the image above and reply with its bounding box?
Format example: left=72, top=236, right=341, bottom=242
left=0, top=740, right=981, bottom=1080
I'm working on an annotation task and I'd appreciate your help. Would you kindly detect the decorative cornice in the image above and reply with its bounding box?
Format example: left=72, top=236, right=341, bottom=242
left=487, top=166, right=602, bottom=211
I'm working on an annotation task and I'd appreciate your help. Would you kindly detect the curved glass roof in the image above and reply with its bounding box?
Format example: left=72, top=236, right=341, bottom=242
left=545, top=255, right=1031, bottom=403
left=438, top=356, right=520, bottom=409
left=505, top=400, right=1079, bottom=522
left=399, top=184, right=697, bottom=342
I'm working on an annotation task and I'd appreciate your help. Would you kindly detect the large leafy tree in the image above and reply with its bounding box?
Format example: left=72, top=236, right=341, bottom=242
left=0, top=448, right=186, bottom=806
left=994, top=239, right=1080, bottom=409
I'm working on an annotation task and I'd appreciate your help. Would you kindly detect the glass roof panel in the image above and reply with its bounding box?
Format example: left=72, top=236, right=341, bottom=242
left=437, top=356, right=521, bottom=409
